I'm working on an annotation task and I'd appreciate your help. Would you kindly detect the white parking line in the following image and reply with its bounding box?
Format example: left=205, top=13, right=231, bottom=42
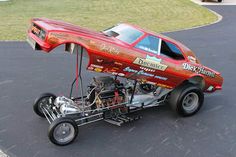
left=0, top=80, right=13, bottom=86
left=0, top=129, right=7, bottom=134
left=191, top=0, right=236, bottom=5
left=0, top=115, right=12, bottom=121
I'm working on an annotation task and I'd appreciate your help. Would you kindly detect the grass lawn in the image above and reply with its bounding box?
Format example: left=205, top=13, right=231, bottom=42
left=0, top=0, right=217, bottom=41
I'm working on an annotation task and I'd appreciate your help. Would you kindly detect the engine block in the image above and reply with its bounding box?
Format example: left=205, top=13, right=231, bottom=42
left=89, top=76, right=126, bottom=109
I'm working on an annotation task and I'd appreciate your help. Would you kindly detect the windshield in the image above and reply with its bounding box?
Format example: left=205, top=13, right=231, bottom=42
left=103, top=24, right=143, bottom=44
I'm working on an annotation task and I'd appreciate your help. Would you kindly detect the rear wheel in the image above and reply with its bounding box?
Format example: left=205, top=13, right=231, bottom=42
left=169, top=83, right=204, bottom=117
left=33, top=93, right=56, bottom=118
left=48, top=117, right=78, bottom=146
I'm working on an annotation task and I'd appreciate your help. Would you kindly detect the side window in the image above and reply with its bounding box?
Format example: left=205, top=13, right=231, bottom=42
left=135, top=35, right=160, bottom=54
left=160, top=40, right=185, bottom=60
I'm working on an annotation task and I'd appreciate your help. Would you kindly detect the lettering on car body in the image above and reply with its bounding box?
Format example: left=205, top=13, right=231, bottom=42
left=87, top=64, right=104, bottom=72
left=133, top=57, right=168, bottom=71
left=140, top=67, right=155, bottom=72
left=100, top=44, right=120, bottom=55
left=182, top=63, right=215, bottom=78
left=123, top=67, right=168, bottom=81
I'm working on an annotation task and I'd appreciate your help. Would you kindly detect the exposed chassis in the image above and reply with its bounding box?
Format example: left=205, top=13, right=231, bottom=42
left=41, top=90, right=169, bottom=127
left=34, top=46, right=171, bottom=146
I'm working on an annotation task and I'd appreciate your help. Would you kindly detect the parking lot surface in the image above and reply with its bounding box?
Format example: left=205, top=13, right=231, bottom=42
left=0, top=6, right=236, bottom=157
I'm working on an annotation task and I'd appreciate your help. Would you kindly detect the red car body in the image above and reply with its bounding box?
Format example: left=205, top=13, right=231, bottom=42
left=27, top=18, right=223, bottom=93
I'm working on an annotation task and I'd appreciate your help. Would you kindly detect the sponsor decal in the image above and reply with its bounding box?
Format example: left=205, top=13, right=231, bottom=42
left=88, top=64, right=103, bottom=72
left=94, top=68, right=103, bottom=72
left=111, top=72, right=125, bottom=77
left=124, top=67, right=153, bottom=77
left=96, top=59, right=104, bottom=63
left=133, top=57, right=168, bottom=71
left=90, top=64, right=103, bottom=69
left=87, top=66, right=94, bottom=70
left=100, top=44, right=119, bottom=55
left=154, top=75, right=168, bottom=81
left=103, top=67, right=119, bottom=73
left=137, top=70, right=154, bottom=77
left=123, top=67, right=168, bottom=81
left=140, top=67, right=155, bottom=72
left=123, top=67, right=138, bottom=73
left=138, top=46, right=158, bottom=54
left=182, top=63, right=215, bottom=78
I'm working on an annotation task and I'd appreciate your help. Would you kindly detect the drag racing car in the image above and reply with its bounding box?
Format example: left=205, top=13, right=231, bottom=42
left=27, top=18, right=223, bottom=146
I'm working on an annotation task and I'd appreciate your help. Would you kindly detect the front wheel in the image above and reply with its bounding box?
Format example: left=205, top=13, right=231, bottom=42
left=33, top=93, right=56, bottom=118
left=48, top=117, right=78, bottom=146
left=169, top=83, right=204, bottom=117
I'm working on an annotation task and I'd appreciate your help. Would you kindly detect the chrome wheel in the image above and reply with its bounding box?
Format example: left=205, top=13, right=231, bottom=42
left=49, top=117, right=78, bottom=146
left=182, top=92, right=199, bottom=113
left=53, top=122, right=75, bottom=144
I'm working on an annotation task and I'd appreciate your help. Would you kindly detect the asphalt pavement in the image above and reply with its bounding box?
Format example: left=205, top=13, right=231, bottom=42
left=0, top=6, right=236, bottom=157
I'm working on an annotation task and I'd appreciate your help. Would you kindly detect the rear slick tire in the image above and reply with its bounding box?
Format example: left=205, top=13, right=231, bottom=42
left=169, top=83, right=204, bottom=117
